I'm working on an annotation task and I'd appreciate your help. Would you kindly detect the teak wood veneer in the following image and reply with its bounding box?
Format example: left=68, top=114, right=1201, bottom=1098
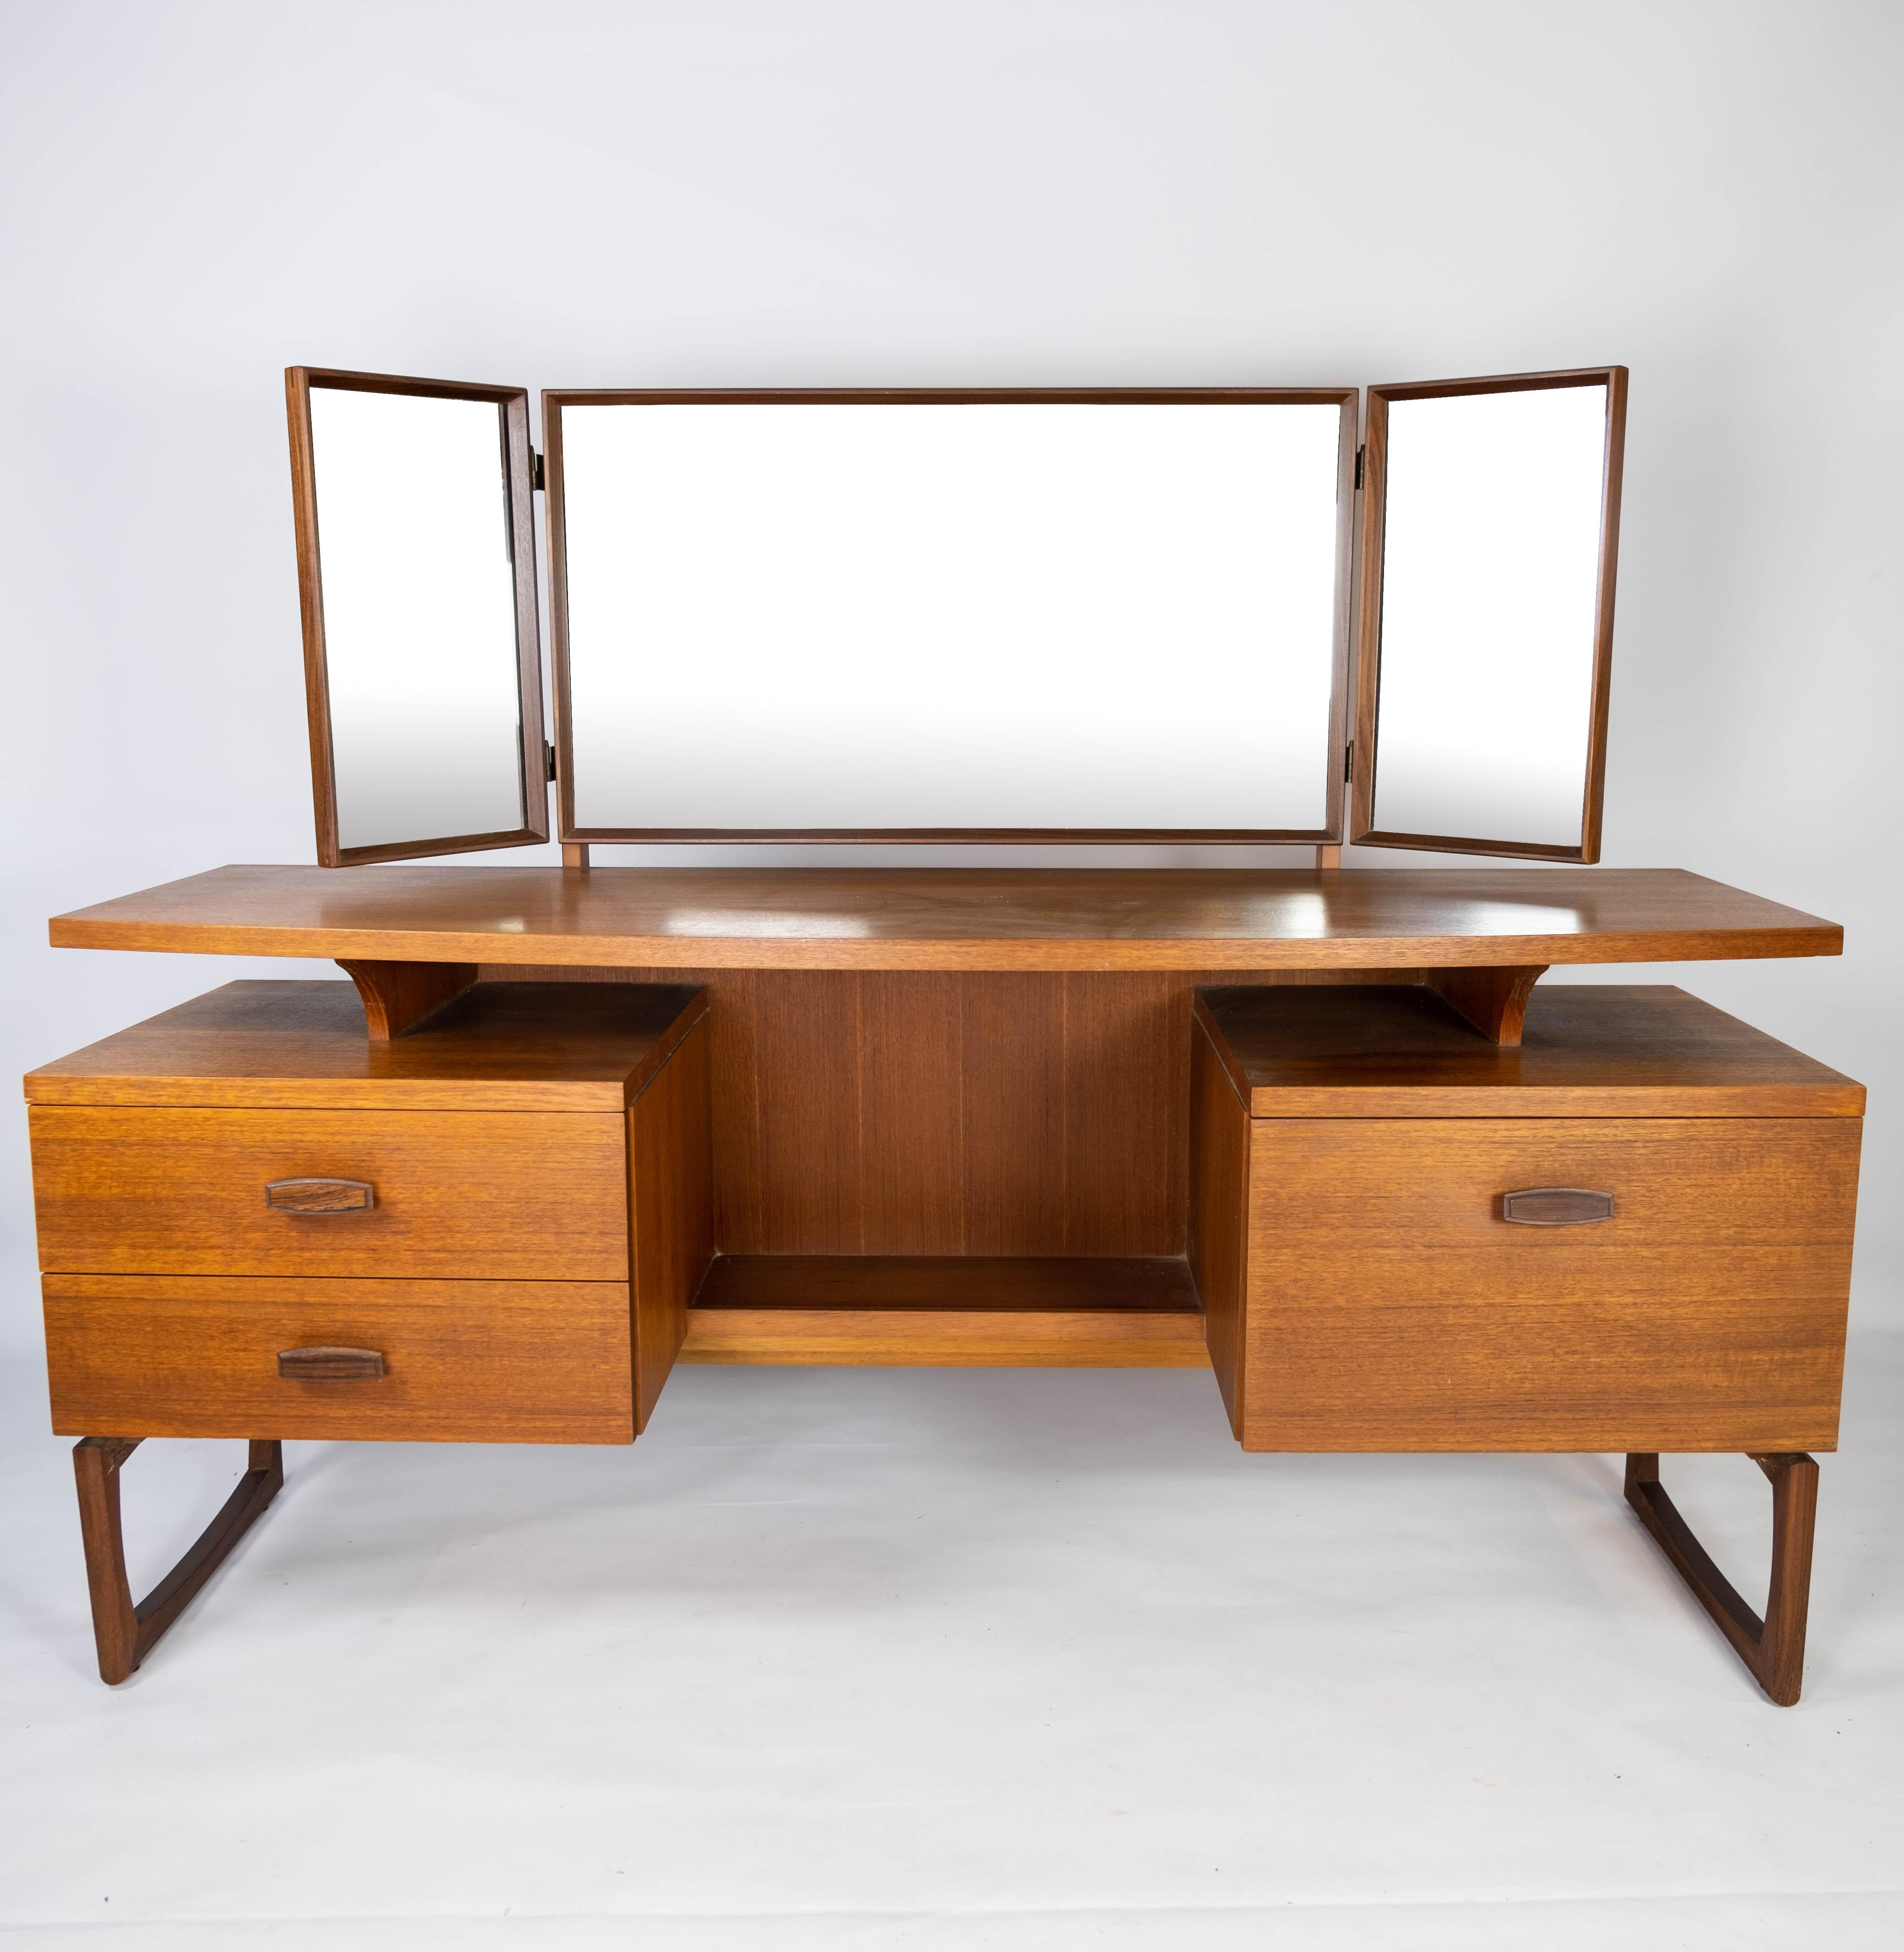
left=48, top=865, right=1841, bottom=971
left=26, top=864, right=1863, bottom=1702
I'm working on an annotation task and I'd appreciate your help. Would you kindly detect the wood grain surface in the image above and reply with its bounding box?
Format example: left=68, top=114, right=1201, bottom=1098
left=1194, top=984, right=1865, bottom=1119
left=693, top=1254, right=1202, bottom=1310
left=24, top=980, right=708, bottom=1111
left=628, top=1016, right=714, bottom=1430
left=47, top=865, right=1844, bottom=971
left=1238, top=1117, right=1861, bottom=1451
left=482, top=967, right=1403, bottom=1256
left=680, top=1255, right=1208, bottom=1366
left=30, top=1104, right=631, bottom=1280
left=45, top=1274, right=635, bottom=1442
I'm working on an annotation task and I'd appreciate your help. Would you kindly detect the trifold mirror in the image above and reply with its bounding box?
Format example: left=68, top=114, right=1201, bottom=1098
left=286, top=367, right=1625, bottom=866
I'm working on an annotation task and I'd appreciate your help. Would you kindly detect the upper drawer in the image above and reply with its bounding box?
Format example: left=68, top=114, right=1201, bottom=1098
left=29, top=1106, right=629, bottom=1280
left=1247, top=1116, right=1862, bottom=1267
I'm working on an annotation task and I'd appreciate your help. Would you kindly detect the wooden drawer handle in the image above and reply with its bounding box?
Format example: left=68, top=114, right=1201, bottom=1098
left=277, top=1346, right=386, bottom=1381
left=265, top=1178, right=375, bottom=1214
left=1501, top=1187, right=1615, bottom=1225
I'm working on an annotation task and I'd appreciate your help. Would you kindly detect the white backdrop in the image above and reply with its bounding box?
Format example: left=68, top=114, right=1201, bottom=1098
left=2, top=8, right=1903, bottom=1944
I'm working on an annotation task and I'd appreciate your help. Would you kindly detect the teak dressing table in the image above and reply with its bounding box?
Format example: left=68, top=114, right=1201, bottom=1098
left=24, top=370, right=1865, bottom=1702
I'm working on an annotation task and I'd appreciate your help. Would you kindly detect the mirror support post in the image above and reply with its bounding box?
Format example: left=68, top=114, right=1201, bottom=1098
left=562, top=844, right=591, bottom=870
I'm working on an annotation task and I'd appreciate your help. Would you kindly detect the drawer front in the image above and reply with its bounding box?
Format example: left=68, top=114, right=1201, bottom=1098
left=1243, top=1117, right=1861, bottom=1453
left=30, top=1106, right=629, bottom=1280
left=44, top=1275, right=634, bottom=1442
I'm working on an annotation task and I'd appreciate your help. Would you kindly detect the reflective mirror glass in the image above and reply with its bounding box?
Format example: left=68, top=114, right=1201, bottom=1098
left=309, top=387, right=527, bottom=850
left=1368, top=380, right=1611, bottom=850
left=558, top=401, right=1347, bottom=834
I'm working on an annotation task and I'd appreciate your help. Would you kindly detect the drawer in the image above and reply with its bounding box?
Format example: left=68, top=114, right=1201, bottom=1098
left=43, top=1275, right=634, bottom=1443
left=1240, top=1117, right=1861, bottom=1453
left=29, top=1106, right=629, bottom=1280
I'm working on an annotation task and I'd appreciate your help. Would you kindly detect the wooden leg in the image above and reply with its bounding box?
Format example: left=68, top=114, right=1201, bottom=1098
left=73, top=1437, right=284, bottom=1685
left=1623, top=1451, right=1818, bottom=1705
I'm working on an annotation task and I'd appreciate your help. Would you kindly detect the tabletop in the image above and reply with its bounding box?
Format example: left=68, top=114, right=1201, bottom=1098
left=47, top=865, right=1843, bottom=973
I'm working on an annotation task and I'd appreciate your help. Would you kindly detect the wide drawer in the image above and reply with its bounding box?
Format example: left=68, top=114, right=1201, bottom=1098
left=29, top=1106, right=629, bottom=1280
left=43, top=1274, right=634, bottom=1442
left=1242, top=1117, right=1861, bottom=1452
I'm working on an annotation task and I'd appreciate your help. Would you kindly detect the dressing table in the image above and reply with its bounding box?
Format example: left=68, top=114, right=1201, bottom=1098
left=26, top=368, right=1862, bottom=1703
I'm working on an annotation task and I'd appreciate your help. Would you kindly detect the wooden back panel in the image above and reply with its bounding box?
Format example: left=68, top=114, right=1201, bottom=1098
left=479, top=967, right=1396, bottom=1257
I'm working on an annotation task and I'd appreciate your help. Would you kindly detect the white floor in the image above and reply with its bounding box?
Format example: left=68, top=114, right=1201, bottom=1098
left=3, top=1297, right=1902, bottom=1951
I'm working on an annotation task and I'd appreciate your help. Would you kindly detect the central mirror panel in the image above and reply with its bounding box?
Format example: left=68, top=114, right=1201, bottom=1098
left=548, top=390, right=1355, bottom=841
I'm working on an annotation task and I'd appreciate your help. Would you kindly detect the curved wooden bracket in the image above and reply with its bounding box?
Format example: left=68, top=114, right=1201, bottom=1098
left=1624, top=1451, right=1818, bottom=1705
left=1422, top=965, right=1548, bottom=1046
left=335, top=959, right=477, bottom=1040
left=73, top=1436, right=284, bottom=1684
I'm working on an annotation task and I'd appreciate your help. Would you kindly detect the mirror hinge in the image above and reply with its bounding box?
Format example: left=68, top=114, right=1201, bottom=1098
left=545, top=740, right=557, bottom=782
left=530, top=450, right=546, bottom=493
left=1344, top=740, right=1354, bottom=783
left=1353, top=445, right=1364, bottom=491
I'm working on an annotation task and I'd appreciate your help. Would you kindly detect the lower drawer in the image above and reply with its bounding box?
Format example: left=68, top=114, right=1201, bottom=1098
left=44, top=1276, right=634, bottom=1443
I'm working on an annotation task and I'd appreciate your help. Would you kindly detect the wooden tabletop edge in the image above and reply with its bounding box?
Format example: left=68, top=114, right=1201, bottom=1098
left=44, top=921, right=1848, bottom=968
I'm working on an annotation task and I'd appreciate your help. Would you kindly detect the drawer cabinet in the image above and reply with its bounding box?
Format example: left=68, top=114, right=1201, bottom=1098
left=1191, top=984, right=1864, bottom=1455
left=27, top=978, right=714, bottom=1445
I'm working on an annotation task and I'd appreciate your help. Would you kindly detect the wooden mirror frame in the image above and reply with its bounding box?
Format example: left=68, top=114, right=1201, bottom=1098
left=542, top=387, right=1360, bottom=847
left=286, top=367, right=550, bottom=867
left=1349, top=367, right=1628, bottom=863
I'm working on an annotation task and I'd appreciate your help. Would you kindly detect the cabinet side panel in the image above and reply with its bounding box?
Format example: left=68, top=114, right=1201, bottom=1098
left=1241, top=1117, right=1860, bottom=1452
left=1189, top=1021, right=1250, bottom=1436
left=629, top=1016, right=715, bottom=1431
